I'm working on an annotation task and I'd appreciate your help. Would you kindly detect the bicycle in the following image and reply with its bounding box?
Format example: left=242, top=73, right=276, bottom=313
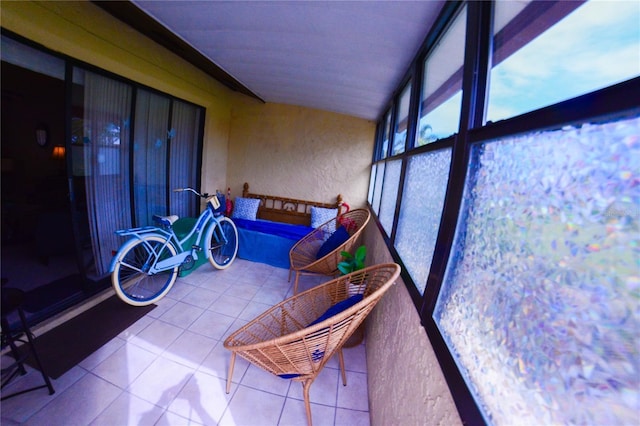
left=110, top=188, right=238, bottom=306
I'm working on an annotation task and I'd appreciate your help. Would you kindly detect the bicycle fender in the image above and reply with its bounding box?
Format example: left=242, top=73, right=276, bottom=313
left=109, top=233, right=171, bottom=272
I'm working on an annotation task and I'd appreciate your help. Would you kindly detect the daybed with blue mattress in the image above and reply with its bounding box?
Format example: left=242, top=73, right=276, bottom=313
left=231, top=183, right=344, bottom=269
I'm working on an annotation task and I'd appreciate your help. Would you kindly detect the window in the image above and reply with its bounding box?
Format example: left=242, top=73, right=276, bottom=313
left=395, top=148, right=451, bottom=294
left=435, top=115, right=640, bottom=425
left=416, top=5, right=466, bottom=146
left=380, top=110, right=392, bottom=159
left=392, top=82, right=412, bottom=155
left=487, top=1, right=640, bottom=122
left=378, top=159, right=401, bottom=236
left=368, top=1, right=639, bottom=423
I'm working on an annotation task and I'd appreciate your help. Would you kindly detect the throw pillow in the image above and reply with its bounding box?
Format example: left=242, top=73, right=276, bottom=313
left=231, top=197, right=261, bottom=221
left=311, top=206, right=338, bottom=229
left=308, top=294, right=364, bottom=327
left=316, top=226, right=350, bottom=259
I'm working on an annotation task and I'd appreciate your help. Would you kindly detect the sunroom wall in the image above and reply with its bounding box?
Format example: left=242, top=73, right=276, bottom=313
left=227, top=95, right=375, bottom=208
left=0, top=0, right=232, bottom=193
left=363, top=224, right=462, bottom=425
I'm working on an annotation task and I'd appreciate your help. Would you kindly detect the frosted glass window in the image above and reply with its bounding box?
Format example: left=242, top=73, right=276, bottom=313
left=378, top=159, right=402, bottom=236
left=372, top=162, right=385, bottom=215
left=488, top=1, right=640, bottom=122
left=435, top=116, right=640, bottom=425
left=396, top=149, right=451, bottom=294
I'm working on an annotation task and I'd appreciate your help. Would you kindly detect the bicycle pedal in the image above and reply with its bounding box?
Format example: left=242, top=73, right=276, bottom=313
left=191, top=245, right=202, bottom=251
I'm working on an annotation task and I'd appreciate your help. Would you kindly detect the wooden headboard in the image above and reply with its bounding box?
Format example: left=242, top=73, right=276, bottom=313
left=242, top=182, right=343, bottom=226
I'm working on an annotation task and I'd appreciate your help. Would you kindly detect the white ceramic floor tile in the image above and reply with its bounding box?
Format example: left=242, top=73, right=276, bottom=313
left=252, top=286, right=289, bottom=306
left=165, top=280, right=197, bottom=301
left=159, top=301, right=205, bottom=329
left=24, top=373, right=121, bottom=426
left=335, top=407, right=370, bottom=426
left=162, top=330, right=217, bottom=369
left=199, top=341, right=249, bottom=382
left=223, top=282, right=261, bottom=300
left=146, top=296, right=178, bottom=319
left=287, top=366, right=339, bottom=406
left=342, top=343, right=368, bottom=374
left=78, top=336, right=126, bottom=371
left=336, top=370, right=368, bottom=411
left=89, top=390, right=165, bottom=426
left=219, top=385, right=285, bottom=426
left=91, top=342, right=158, bottom=389
left=167, top=370, right=235, bottom=424
left=117, top=315, right=154, bottom=341
left=128, top=357, right=195, bottom=409
left=280, top=397, right=336, bottom=426
left=238, top=299, right=273, bottom=321
left=179, top=286, right=221, bottom=309
left=187, top=309, right=235, bottom=340
left=208, top=294, right=250, bottom=317
left=128, top=319, right=184, bottom=354
left=240, top=364, right=291, bottom=396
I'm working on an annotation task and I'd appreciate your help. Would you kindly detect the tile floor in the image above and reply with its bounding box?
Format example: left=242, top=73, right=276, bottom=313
left=1, top=259, right=371, bottom=425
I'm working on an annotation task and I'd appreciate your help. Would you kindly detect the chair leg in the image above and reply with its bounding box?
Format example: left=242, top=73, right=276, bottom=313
left=17, top=308, right=54, bottom=396
left=226, top=352, right=236, bottom=394
left=302, top=380, right=313, bottom=426
left=338, top=348, right=347, bottom=386
left=293, top=271, right=300, bottom=295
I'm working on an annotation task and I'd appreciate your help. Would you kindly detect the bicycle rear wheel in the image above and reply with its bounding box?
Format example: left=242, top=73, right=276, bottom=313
left=112, top=235, right=179, bottom=306
left=207, top=217, right=238, bottom=269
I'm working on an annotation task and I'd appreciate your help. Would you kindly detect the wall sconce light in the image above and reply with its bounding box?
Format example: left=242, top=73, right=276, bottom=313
left=35, top=124, right=48, bottom=147
left=52, top=145, right=66, bottom=160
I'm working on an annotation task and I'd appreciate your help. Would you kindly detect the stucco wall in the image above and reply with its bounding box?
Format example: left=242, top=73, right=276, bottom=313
left=227, top=95, right=375, bottom=208
left=0, top=0, right=232, bottom=193
left=363, top=224, right=463, bottom=426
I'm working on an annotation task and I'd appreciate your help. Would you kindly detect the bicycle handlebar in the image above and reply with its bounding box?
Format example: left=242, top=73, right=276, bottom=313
left=173, top=188, right=210, bottom=198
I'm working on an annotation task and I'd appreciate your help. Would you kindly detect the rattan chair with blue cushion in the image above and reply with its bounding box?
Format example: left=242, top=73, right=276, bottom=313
left=223, top=263, right=400, bottom=426
left=288, top=208, right=370, bottom=294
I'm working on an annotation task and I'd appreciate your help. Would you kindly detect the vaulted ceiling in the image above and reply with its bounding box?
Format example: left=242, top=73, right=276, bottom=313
left=95, top=1, right=445, bottom=121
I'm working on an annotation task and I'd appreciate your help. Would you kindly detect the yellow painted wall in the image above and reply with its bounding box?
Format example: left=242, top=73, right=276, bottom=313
left=363, top=224, right=463, bottom=426
left=0, top=0, right=232, bottom=192
left=228, top=95, right=375, bottom=208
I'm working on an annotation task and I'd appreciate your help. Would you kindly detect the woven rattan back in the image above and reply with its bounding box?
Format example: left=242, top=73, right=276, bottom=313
left=289, top=208, right=371, bottom=294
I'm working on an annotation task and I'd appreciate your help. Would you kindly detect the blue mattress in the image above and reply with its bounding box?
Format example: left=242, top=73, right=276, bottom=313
left=235, top=219, right=314, bottom=269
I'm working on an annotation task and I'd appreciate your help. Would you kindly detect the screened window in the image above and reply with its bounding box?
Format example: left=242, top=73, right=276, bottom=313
left=417, top=5, right=466, bottom=146
left=487, top=1, right=640, bottom=122
left=392, top=82, right=412, bottom=156
left=380, top=110, right=392, bottom=159
left=435, top=115, right=640, bottom=425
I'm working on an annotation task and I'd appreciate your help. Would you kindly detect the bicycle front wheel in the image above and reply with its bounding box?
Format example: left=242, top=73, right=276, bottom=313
left=207, top=217, right=238, bottom=269
left=111, top=235, right=179, bottom=306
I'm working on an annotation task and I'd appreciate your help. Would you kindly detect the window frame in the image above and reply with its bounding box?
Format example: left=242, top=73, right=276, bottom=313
left=367, top=1, right=640, bottom=423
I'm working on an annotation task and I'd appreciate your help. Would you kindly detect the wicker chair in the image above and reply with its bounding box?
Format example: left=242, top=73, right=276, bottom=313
left=223, top=263, right=400, bottom=426
left=289, top=208, right=370, bottom=294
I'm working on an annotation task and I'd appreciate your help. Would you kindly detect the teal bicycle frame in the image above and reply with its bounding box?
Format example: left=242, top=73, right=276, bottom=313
left=109, top=189, right=228, bottom=274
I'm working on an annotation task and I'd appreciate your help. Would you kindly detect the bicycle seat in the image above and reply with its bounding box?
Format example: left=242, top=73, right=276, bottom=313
left=152, top=214, right=179, bottom=226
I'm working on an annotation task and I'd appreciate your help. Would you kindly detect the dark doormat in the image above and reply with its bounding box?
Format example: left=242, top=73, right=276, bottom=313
left=22, top=295, right=155, bottom=379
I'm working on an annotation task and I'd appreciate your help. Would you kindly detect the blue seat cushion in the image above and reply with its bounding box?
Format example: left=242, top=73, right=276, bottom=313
left=316, top=226, right=350, bottom=259
left=308, top=294, right=363, bottom=327
left=278, top=293, right=364, bottom=378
